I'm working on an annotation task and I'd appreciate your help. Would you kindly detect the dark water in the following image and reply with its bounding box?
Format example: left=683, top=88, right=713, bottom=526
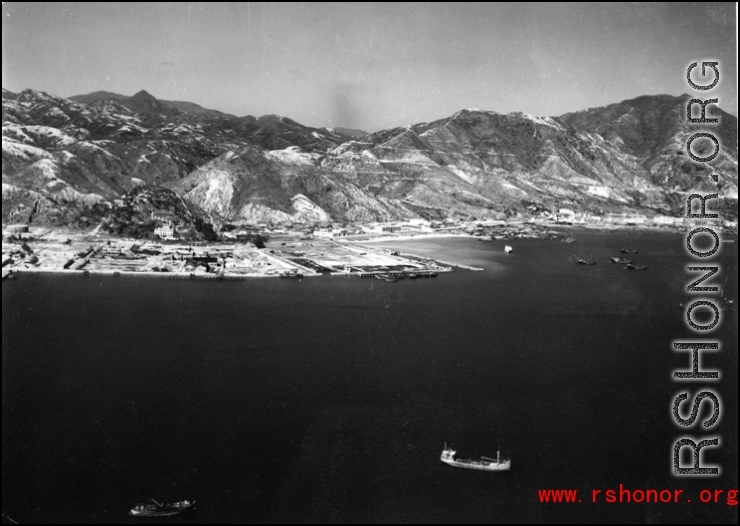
left=3, top=231, right=738, bottom=524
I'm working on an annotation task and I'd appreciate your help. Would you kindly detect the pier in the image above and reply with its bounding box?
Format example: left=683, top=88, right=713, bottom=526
left=434, top=260, right=484, bottom=271
left=396, top=251, right=482, bottom=271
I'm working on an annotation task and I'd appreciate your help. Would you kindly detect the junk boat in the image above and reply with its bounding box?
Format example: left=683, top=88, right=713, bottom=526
left=440, top=444, right=510, bottom=471
left=610, top=257, right=631, bottom=264
left=504, top=245, right=513, bottom=254
left=561, top=232, right=576, bottom=244
left=625, top=263, right=647, bottom=270
left=129, top=499, right=196, bottom=517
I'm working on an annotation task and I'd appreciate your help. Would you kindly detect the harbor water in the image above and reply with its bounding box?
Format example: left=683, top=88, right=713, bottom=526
left=2, top=231, right=737, bottom=523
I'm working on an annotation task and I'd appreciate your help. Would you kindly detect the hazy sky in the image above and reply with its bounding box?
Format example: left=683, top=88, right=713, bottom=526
left=2, top=2, right=737, bottom=131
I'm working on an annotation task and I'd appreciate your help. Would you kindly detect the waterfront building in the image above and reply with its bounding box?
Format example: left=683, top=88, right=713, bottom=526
left=684, top=217, right=724, bottom=228
left=652, top=215, right=680, bottom=226
left=557, top=208, right=576, bottom=221
left=183, top=260, right=210, bottom=273
left=6, top=224, right=29, bottom=234
left=154, top=224, right=176, bottom=240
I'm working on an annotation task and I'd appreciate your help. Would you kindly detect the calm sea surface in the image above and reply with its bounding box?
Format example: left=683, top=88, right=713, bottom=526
left=2, top=231, right=738, bottom=523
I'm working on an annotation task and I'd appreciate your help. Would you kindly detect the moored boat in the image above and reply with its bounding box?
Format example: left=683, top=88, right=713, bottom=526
left=440, top=444, right=510, bottom=471
left=129, top=499, right=196, bottom=517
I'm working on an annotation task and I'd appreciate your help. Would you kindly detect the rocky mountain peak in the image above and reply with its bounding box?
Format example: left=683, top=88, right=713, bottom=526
left=3, top=89, right=737, bottom=226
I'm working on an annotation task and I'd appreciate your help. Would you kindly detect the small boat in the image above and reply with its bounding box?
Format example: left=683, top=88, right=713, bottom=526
left=577, top=252, right=596, bottom=265
left=441, top=444, right=510, bottom=471
left=561, top=233, right=576, bottom=244
left=504, top=245, right=513, bottom=254
left=611, top=257, right=631, bottom=264
left=620, top=248, right=638, bottom=254
left=129, top=499, right=196, bottom=517
left=625, top=263, right=647, bottom=270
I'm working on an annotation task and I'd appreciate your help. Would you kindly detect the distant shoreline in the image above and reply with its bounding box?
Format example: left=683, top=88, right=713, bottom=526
left=343, top=233, right=479, bottom=244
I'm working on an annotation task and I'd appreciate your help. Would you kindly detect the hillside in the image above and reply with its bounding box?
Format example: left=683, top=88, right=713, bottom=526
left=3, top=88, right=737, bottom=226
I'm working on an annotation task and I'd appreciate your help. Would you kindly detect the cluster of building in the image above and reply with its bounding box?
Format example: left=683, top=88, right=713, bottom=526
left=532, top=209, right=735, bottom=229
left=151, top=209, right=181, bottom=240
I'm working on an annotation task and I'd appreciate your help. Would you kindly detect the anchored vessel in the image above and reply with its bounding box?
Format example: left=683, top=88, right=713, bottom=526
left=129, top=499, right=196, bottom=517
left=440, top=445, right=510, bottom=471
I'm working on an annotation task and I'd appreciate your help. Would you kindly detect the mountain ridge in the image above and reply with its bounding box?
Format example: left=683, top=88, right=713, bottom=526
left=3, top=88, right=737, bottom=226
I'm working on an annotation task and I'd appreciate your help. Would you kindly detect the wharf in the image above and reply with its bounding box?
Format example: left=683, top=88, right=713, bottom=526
left=168, top=273, right=249, bottom=281
left=397, top=252, right=481, bottom=271
left=434, top=260, right=484, bottom=271
left=7, top=267, right=320, bottom=279
left=358, top=270, right=441, bottom=278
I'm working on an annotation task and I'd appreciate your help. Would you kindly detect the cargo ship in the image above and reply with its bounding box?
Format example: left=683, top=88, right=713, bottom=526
left=440, top=445, right=510, bottom=471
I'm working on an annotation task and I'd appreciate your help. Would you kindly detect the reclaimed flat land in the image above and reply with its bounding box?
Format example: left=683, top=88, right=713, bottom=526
left=3, top=229, right=439, bottom=279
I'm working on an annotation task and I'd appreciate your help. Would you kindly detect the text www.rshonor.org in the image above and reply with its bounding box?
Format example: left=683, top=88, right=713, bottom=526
left=537, top=487, right=738, bottom=505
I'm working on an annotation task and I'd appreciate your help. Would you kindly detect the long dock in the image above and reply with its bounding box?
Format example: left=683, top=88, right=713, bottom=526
left=434, top=259, right=484, bottom=271
left=397, top=251, right=483, bottom=271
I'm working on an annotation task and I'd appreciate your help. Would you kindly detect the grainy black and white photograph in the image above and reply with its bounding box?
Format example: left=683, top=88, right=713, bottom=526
left=2, top=2, right=738, bottom=524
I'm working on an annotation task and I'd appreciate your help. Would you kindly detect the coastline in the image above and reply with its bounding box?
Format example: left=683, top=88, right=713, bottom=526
left=343, top=233, right=479, bottom=244
left=7, top=266, right=322, bottom=279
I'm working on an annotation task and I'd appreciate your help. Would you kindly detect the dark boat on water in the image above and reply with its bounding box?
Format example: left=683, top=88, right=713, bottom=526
left=620, top=248, right=638, bottom=254
left=611, top=257, right=632, bottom=264
left=625, top=263, right=647, bottom=270
left=561, top=232, right=576, bottom=244
left=129, top=499, right=196, bottom=517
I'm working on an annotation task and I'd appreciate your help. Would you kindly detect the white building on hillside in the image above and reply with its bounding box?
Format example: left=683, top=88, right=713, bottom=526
left=154, top=223, right=175, bottom=240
